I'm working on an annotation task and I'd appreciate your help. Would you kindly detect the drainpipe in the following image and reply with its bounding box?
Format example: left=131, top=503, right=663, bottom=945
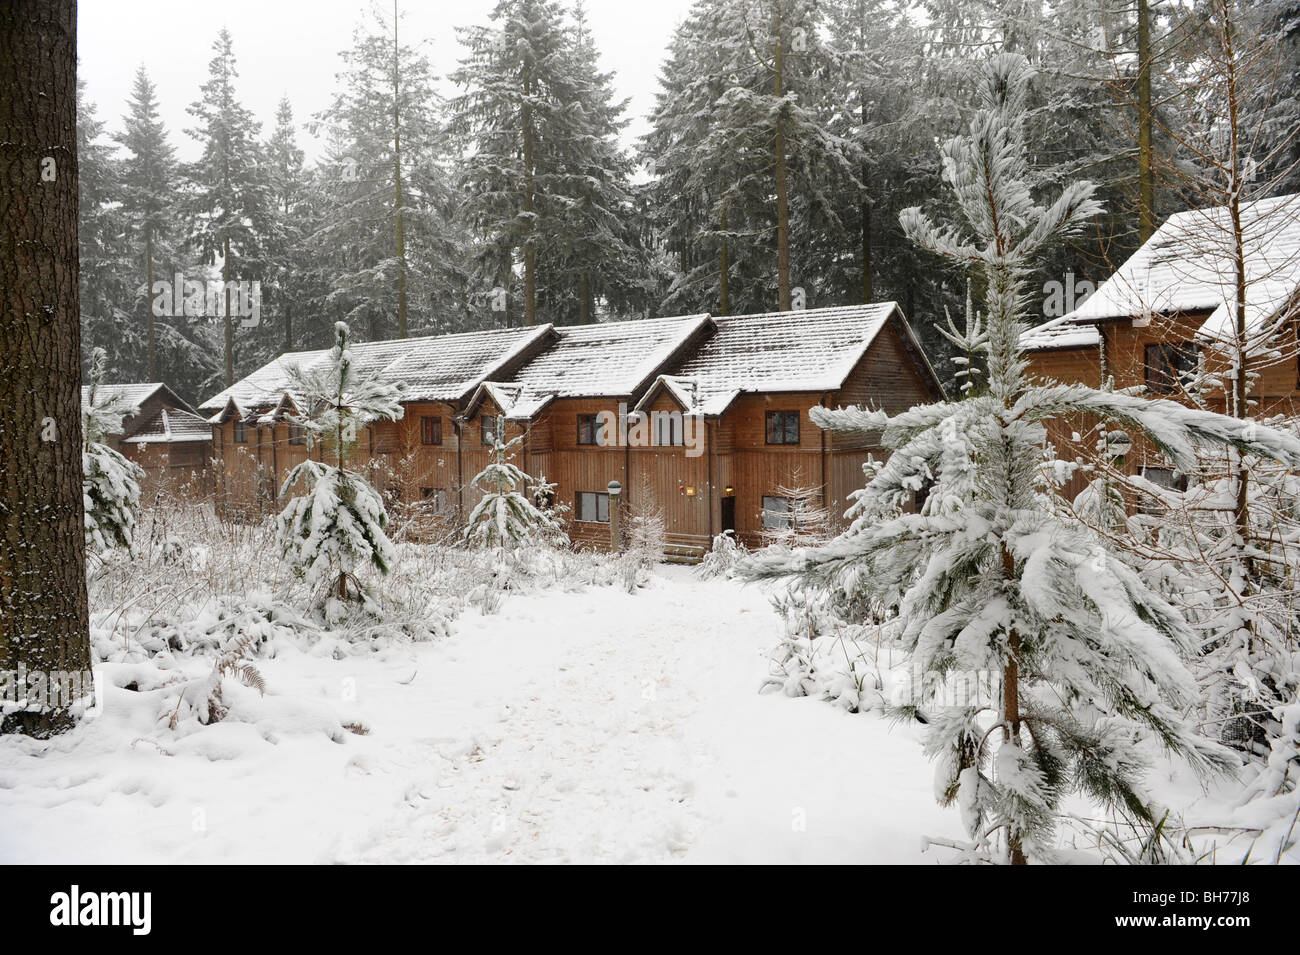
left=706, top=417, right=714, bottom=543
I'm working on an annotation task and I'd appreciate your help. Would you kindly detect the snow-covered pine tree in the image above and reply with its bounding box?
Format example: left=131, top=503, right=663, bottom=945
left=312, top=5, right=469, bottom=341
left=76, top=82, right=135, bottom=383
left=744, top=53, right=1300, bottom=864
left=183, top=28, right=272, bottom=390
left=464, top=433, right=565, bottom=555
left=82, top=349, right=144, bottom=555
left=277, top=322, right=405, bottom=623
left=115, top=67, right=177, bottom=382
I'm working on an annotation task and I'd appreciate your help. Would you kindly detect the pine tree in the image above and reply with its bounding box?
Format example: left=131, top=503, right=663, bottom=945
left=263, top=96, right=312, bottom=358
left=312, top=5, right=468, bottom=341
left=115, top=67, right=178, bottom=381
left=183, top=28, right=272, bottom=390
left=450, top=0, right=585, bottom=326
left=744, top=54, right=1300, bottom=864
left=277, top=322, right=405, bottom=623
left=77, top=80, right=135, bottom=381
left=82, top=349, right=144, bottom=555
left=464, top=433, right=564, bottom=553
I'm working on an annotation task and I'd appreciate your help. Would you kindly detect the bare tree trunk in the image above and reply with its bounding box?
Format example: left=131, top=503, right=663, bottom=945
left=223, top=234, right=233, bottom=387
left=392, top=0, right=408, bottom=338
left=0, top=0, right=93, bottom=737
left=522, top=79, right=537, bottom=327
left=772, top=1, right=792, bottom=312
left=1001, top=544, right=1027, bottom=865
left=1137, top=0, right=1156, bottom=242
left=719, top=204, right=730, bottom=316
left=145, top=226, right=156, bottom=378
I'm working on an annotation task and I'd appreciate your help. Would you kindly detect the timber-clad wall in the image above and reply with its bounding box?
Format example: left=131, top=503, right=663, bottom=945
left=210, top=314, right=945, bottom=552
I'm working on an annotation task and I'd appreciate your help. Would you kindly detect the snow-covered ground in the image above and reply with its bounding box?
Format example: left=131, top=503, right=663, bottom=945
left=0, top=567, right=963, bottom=864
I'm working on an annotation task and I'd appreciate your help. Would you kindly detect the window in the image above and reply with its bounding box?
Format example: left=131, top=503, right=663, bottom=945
left=481, top=414, right=502, bottom=446
left=288, top=421, right=306, bottom=446
left=765, top=410, right=800, bottom=445
left=420, top=487, right=448, bottom=514
left=1144, top=342, right=1196, bottom=395
left=421, top=415, right=442, bottom=446
left=577, top=413, right=599, bottom=446
left=761, top=495, right=794, bottom=530
left=653, top=411, right=684, bottom=447
left=575, top=491, right=610, bottom=523
left=233, top=420, right=248, bottom=443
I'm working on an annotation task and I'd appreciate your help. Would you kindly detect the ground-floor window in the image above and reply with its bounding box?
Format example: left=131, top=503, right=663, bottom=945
left=575, top=490, right=610, bottom=523
left=420, top=487, right=448, bottom=514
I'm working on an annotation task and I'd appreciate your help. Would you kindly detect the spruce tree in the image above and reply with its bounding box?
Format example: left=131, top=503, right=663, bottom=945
left=183, top=28, right=272, bottom=390
left=744, top=54, right=1300, bottom=864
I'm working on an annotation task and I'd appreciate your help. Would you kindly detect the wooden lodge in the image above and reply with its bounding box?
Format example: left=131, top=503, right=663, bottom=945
left=84, top=383, right=213, bottom=502
left=1023, top=192, right=1300, bottom=497
left=199, top=303, right=944, bottom=554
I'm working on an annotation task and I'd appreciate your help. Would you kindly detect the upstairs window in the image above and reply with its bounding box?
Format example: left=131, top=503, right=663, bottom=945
left=1144, top=342, right=1196, bottom=395
left=421, top=415, right=442, bottom=446
left=575, top=491, right=610, bottom=523
left=577, top=413, right=599, bottom=446
left=765, top=410, right=800, bottom=445
left=288, top=421, right=306, bottom=446
left=481, top=413, right=503, bottom=447
left=653, top=412, right=684, bottom=447
left=233, top=420, right=248, bottom=443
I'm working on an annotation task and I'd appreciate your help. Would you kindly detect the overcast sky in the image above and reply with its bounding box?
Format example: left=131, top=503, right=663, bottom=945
left=78, top=0, right=696, bottom=160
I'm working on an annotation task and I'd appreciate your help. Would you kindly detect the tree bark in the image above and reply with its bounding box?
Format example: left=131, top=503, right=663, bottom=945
left=145, top=226, right=156, bottom=378
left=0, top=0, right=94, bottom=737
left=522, top=75, right=537, bottom=326
left=392, top=0, right=408, bottom=338
left=772, top=1, right=792, bottom=312
left=1137, top=0, right=1156, bottom=242
left=1001, top=544, right=1026, bottom=865
left=719, top=203, right=730, bottom=316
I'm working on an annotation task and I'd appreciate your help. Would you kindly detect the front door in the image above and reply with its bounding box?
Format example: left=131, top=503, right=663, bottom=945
left=720, top=496, right=736, bottom=534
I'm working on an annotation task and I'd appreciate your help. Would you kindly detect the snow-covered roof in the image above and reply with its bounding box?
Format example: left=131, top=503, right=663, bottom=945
left=1020, top=315, right=1101, bottom=351
left=80, top=382, right=166, bottom=414
left=121, top=407, right=214, bottom=444
left=487, top=314, right=713, bottom=415
left=199, top=324, right=555, bottom=419
left=1062, top=193, right=1300, bottom=343
left=648, top=303, right=922, bottom=415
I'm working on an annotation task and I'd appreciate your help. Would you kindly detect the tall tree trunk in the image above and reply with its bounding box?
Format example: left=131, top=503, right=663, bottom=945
left=772, top=2, right=792, bottom=312
left=860, top=178, right=872, bottom=303
left=392, top=0, right=408, bottom=338
left=283, top=300, right=293, bottom=355
left=1137, top=0, right=1156, bottom=242
left=222, top=234, right=233, bottom=387
left=145, top=226, right=156, bottom=378
left=719, top=203, right=730, bottom=316
left=1222, top=3, right=1254, bottom=594
left=0, top=0, right=93, bottom=737
left=1000, top=544, right=1027, bottom=865
left=522, top=80, right=537, bottom=326
left=579, top=270, right=590, bottom=325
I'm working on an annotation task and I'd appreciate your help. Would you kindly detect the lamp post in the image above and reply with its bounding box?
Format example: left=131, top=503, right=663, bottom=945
left=607, top=480, right=623, bottom=552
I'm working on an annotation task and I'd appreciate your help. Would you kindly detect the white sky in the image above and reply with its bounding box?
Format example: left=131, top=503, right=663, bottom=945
left=78, top=0, right=695, bottom=161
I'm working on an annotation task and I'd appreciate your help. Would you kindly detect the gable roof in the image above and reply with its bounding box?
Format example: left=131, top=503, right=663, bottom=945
left=1020, top=315, right=1101, bottom=352
left=645, top=303, right=932, bottom=415
left=1060, top=192, right=1300, bottom=343
left=466, top=314, right=713, bottom=419
left=80, top=382, right=177, bottom=414
left=198, top=324, right=555, bottom=420
left=121, top=407, right=213, bottom=444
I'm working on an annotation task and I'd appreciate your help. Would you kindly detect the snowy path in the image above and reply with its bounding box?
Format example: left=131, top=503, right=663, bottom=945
left=0, top=569, right=959, bottom=864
